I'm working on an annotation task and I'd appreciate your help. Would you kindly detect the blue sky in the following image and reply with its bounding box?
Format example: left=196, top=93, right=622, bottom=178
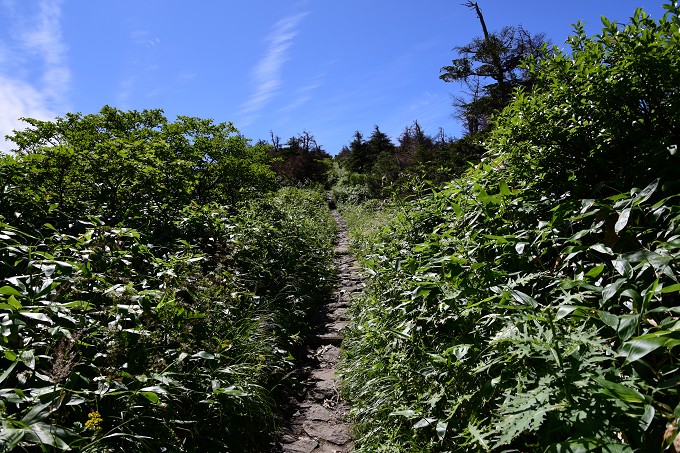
left=0, top=1, right=668, bottom=154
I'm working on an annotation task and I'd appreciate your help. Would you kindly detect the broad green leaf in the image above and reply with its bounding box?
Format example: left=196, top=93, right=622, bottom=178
left=612, top=258, right=633, bottom=278
left=0, top=428, right=24, bottom=450
left=632, top=179, right=659, bottom=206
left=37, top=278, right=57, bottom=297
left=556, top=305, right=588, bottom=320
left=140, top=385, right=167, bottom=394
left=509, top=289, right=538, bottom=308
left=140, top=391, right=160, bottom=404
left=594, top=378, right=646, bottom=403
left=0, top=360, right=18, bottom=384
left=515, top=242, right=527, bottom=254
left=6, top=295, right=22, bottom=310
left=436, top=420, right=448, bottom=441
left=590, top=244, right=613, bottom=255
left=413, top=418, right=436, bottom=429
left=617, top=315, right=639, bottom=341
left=602, top=443, right=634, bottom=453
left=390, top=409, right=417, bottom=418
left=661, top=283, right=680, bottom=294
left=21, top=402, right=52, bottom=424
left=22, top=422, right=73, bottom=450
left=65, top=395, right=86, bottom=406
left=642, top=279, right=661, bottom=311
left=598, top=311, right=619, bottom=329
left=58, top=300, right=94, bottom=310
left=499, top=180, right=512, bottom=196
left=614, top=208, right=631, bottom=234
left=448, top=344, right=470, bottom=360
left=19, top=311, right=53, bottom=324
left=602, top=278, right=626, bottom=302
left=20, top=350, right=36, bottom=370
left=639, top=404, right=655, bottom=432
left=483, top=234, right=511, bottom=244
left=0, top=286, right=23, bottom=298
left=214, top=385, right=248, bottom=397
left=619, top=333, right=669, bottom=362
left=620, top=288, right=641, bottom=307
left=586, top=264, right=605, bottom=279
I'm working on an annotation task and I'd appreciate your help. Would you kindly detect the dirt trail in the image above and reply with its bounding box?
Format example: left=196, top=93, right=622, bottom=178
left=270, top=206, right=363, bottom=453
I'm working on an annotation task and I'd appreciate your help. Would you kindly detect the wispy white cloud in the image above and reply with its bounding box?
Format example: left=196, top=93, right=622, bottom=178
left=240, top=12, right=308, bottom=126
left=279, top=79, right=322, bottom=114
left=0, top=0, right=69, bottom=152
left=131, top=30, right=161, bottom=48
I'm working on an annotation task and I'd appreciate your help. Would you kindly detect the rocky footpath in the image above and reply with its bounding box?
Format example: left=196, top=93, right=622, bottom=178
left=270, top=207, right=363, bottom=453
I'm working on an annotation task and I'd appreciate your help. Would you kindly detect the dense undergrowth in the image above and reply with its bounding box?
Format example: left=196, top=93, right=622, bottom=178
left=340, top=5, right=680, bottom=452
left=0, top=109, right=336, bottom=451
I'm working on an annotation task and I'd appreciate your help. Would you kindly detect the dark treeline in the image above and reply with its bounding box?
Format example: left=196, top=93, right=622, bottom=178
left=260, top=131, right=333, bottom=185
left=334, top=123, right=484, bottom=198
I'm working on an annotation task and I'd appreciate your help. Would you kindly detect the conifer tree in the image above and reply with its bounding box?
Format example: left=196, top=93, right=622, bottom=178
left=440, top=1, right=548, bottom=135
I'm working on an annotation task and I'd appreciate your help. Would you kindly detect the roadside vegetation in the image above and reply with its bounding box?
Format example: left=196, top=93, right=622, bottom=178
left=339, top=4, right=680, bottom=451
left=0, top=109, right=336, bottom=451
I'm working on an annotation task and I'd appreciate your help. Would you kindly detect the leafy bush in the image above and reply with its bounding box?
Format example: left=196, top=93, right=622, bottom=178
left=0, top=108, right=336, bottom=451
left=494, top=6, right=679, bottom=198
left=341, top=5, right=680, bottom=451
left=331, top=170, right=372, bottom=205
left=1, top=106, right=277, bottom=240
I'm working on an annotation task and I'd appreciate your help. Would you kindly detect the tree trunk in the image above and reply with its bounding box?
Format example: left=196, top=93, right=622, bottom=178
left=465, top=1, right=506, bottom=92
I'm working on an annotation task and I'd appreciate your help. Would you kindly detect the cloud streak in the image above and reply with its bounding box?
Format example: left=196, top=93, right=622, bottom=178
left=278, top=79, right=322, bottom=114
left=0, top=0, right=69, bottom=152
left=240, top=12, right=308, bottom=126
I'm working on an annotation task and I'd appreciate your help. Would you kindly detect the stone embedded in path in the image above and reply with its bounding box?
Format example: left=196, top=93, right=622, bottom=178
left=312, top=368, right=337, bottom=381
left=283, top=437, right=318, bottom=453
left=327, top=320, right=348, bottom=331
left=311, top=382, right=336, bottom=400
left=307, top=333, right=344, bottom=346
left=306, top=404, right=332, bottom=421
left=317, top=345, right=340, bottom=363
left=310, top=368, right=339, bottom=400
left=303, top=421, right=352, bottom=445
left=317, top=444, right=351, bottom=453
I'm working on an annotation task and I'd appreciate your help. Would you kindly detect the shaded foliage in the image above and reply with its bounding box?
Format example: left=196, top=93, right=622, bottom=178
left=266, top=131, right=333, bottom=185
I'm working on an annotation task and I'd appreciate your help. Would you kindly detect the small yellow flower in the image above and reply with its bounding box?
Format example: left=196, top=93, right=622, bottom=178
left=85, top=410, right=103, bottom=432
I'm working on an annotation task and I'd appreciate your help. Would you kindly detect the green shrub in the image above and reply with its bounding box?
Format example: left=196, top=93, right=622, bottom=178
left=0, top=107, right=336, bottom=451
left=341, top=5, right=680, bottom=451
